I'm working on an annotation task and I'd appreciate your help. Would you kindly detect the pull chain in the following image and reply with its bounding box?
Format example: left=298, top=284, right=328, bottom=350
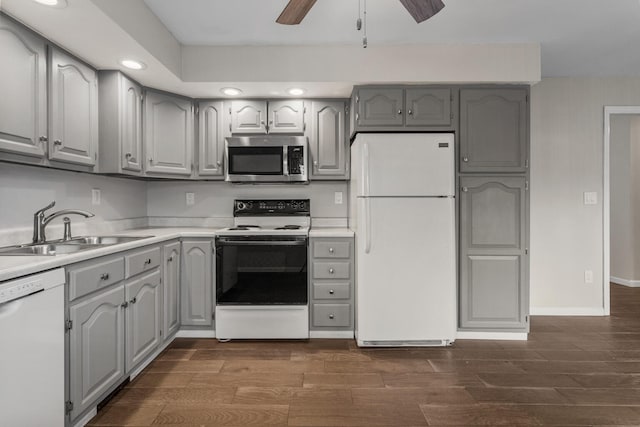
left=363, top=0, right=367, bottom=48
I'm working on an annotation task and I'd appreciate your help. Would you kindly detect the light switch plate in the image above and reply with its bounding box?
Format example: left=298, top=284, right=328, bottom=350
left=584, top=192, right=598, bottom=205
left=584, top=270, right=594, bottom=283
left=334, top=191, right=343, bottom=205
left=91, top=189, right=101, bottom=206
left=186, top=192, right=195, bottom=206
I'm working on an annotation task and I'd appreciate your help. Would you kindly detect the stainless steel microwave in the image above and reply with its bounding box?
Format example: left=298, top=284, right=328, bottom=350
left=225, top=136, right=308, bottom=183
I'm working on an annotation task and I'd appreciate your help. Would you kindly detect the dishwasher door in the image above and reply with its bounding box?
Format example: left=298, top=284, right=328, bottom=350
left=0, top=268, right=65, bottom=427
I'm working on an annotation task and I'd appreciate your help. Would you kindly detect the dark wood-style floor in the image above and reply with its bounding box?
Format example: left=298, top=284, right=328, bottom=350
left=89, top=284, right=640, bottom=426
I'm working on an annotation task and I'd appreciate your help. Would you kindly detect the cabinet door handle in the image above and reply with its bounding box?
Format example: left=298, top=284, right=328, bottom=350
left=130, top=297, right=137, bottom=304
left=121, top=301, right=129, bottom=308
left=329, top=289, right=335, bottom=295
left=397, top=109, right=402, bottom=115
left=144, top=258, right=152, bottom=265
left=149, top=158, right=153, bottom=164
left=462, top=187, right=468, bottom=192
left=100, top=273, right=109, bottom=280
left=53, top=139, right=62, bottom=146
left=329, top=247, right=334, bottom=253
left=39, top=136, right=48, bottom=143
left=329, top=314, right=335, bottom=319
left=462, top=157, right=469, bottom=162
left=408, top=109, right=413, bottom=116
left=216, top=160, right=222, bottom=166
left=329, top=268, right=334, bottom=274
left=168, top=255, right=174, bottom=262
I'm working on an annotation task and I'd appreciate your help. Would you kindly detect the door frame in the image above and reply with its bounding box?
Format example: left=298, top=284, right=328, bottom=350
left=603, top=106, right=640, bottom=316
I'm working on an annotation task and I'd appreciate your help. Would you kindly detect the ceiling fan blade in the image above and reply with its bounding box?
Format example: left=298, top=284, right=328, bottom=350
left=399, top=0, right=445, bottom=23
left=276, top=0, right=318, bottom=25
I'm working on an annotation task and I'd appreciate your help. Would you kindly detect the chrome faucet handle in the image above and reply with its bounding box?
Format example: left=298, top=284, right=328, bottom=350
left=35, top=201, right=56, bottom=216
left=63, top=217, right=72, bottom=241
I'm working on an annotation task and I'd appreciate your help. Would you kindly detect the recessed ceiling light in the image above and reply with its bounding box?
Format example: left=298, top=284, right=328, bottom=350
left=221, top=87, right=242, bottom=96
left=120, top=59, right=146, bottom=70
left=287, top=88, right=306, bottom=96
left=33, top=0, right=66, bottom=7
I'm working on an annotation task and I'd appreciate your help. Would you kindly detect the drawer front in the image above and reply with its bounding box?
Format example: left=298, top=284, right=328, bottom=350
left=313, top=261, right=350, bottom=279
left=312, top=304, right=351, bottom=327
left=68, top=256, right=125, bottom=301
left=312, top=283, right=350, bottom=300
left=125, top=246, right=161, bottom=278
left=313, top=241, right=350, bottom=259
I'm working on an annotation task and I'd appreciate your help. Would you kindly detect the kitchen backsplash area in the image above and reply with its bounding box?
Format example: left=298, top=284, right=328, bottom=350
left=0, top=163, right=148, bottom=246
left=146, top=180, right=349, bottom=228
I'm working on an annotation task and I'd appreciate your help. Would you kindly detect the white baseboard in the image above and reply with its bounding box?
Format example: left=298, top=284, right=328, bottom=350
left=610, top=276, right=640, bottom=287
left=456, top=331, right=527, bottom=341
left=176, top=329, right=216, bottom=338
left=530, top=307, right=606, bottom=316
left=309, top=330, right=354, bottom=339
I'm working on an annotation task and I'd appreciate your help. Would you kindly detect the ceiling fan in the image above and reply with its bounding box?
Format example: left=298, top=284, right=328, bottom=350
left=276, top=0, right=445, bottom=25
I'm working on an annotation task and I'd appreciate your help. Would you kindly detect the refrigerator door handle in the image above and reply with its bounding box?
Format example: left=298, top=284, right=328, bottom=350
left=363, top=142, right=370, bottom=197
left=364, top=198, right=371, bottom=254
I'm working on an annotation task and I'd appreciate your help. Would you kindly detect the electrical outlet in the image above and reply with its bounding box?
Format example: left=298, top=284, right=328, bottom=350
left=334, top=191, right=343, bottom=204
left=91, top=189, right=101, bottom=206
left=584, top=270, right=594, bottom=284
left=584, top=192, right=598, bottom=205
left=185, top=192, right=195, bottom=206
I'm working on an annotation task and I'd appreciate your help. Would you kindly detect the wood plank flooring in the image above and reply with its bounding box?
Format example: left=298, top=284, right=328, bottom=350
left=88, top=284, right=640, bottom=426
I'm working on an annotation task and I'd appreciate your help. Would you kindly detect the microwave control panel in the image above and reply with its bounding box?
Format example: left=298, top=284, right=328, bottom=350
left=287, top=146, right=305, bottom=175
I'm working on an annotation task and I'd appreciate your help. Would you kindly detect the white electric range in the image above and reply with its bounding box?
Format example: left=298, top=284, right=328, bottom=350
left=215, top=199, right=310, bottom=339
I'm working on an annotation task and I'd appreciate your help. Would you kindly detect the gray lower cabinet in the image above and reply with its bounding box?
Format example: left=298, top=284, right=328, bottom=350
left=307, top=100, right=349, bottom=180
left=181, top=239, right=214, bottom=327
left=197, top=100, right=226, bottom=178
left=68, top=284, right=125, bottom=420
left=144, top=89, right=194, bottom=176
left=48, top=47, right=98, bottom=166
left=459, top=176, right=529, bottom=331
left=163, top=241, right=181, bottom=339
left=0, top=15, right=47, bottom=158
left=125, top=269, right=162, bottom=370
left=98, top=71, right=143, bottom=175
left=460, top=88, right=528, bottom=173
left=309, top=236, right=355, bottom=331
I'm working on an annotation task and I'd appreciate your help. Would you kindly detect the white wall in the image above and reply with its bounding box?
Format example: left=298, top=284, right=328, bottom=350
left=0, top=163, right=147, bottom=241
left=146, top=181, right=348, bottom=221
left=530, top=77, right=640, bottom=314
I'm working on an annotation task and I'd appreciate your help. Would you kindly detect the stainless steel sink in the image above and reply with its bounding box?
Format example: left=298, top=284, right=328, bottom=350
left=65, top=235, right=153, bottom=245
left=0, top=243, right=98, bottom=256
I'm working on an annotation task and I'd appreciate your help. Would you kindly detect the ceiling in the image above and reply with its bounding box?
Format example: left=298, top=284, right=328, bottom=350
left=144, top=0, right=640, bottom=77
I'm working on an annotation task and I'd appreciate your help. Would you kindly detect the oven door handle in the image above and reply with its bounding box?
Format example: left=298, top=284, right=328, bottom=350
left=216, top=239, right=307, bottom=246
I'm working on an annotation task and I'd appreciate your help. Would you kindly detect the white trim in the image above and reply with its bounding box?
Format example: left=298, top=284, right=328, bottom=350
left=456, top=331, right=527, bottom=341
left=610, top=276, right=640, bottom=287
left=530, top=306, right=606, bottom=316
left=176, top=329, right=216, bottom=338
left=309, top=330, right=354, bottom=339
left=73, top=408, right=97, bottom=427
left=603, top=106, right=640, bottom=316
left=129, top=336, right=176, bottom=380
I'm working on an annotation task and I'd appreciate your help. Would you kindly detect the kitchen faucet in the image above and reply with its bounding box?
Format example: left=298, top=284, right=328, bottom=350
left=32, top=201, right=95, bottom=243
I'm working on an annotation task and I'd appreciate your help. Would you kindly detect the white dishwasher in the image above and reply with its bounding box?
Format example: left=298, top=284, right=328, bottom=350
left=0, top=268, right=65, bottom=427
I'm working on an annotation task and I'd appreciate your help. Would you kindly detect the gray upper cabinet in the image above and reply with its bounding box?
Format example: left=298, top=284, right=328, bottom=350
left=181, top=240, right=213, bottom=327
left=144, top=90, right=194, bottom=176
left=307, top=100, right=348, bottom=180
left=355, top=88, right=404, bottom=127
left=405, top=88, right=453, bottom=127
left=230, top=100, right=267, bottom=134
left=163, top=241, right=181, bottom=339
left=125, top=270, right=161, bottom=371
left=268, top=100, right=305, bottom=133
left=460, top=88, right=528, bottom=173
left=98, top=71, right=143, bottom=175
left=0, top=16, right=47, bottom=158
left=48, top=47, right=98, bottom=166
left=459, top=176, right=528, bottom=331
left=197, top=100, right=226, bottom=178
left=68, top=285, right=125, bottom=420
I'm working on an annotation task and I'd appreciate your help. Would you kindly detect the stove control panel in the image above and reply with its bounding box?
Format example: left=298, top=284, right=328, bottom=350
left=234, top=199, right=310, bottom=216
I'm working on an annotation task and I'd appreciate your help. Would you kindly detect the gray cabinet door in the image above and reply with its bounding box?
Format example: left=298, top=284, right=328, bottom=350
left=355, top=88, right=403, bottom=127
left=459, top=176, right=528, bottom=331
left=181, top=240, right=213, bottom=326
left=163, top=242, right=181, bottom=339
left=48, top=48, right=98, bottom=166
left=120, top=75, right=143, bottom=172
left=125, top=270, right=161, bottom=371
left=0, top=17, right=47, bottom=158
left=144, top=90, right=194, bottom=175
left=69, top=285, right=125, bottom=420
left=460, top=88, right=528, bottom=172
left=405, top=88, right=452, bottom=127
left=230, top=100, right=267, bottom=134
left=197, top=101, right=225, bottom=177
left=308, top=101, right=347, bottom=179
left=268, top=100, right=304, bottom=133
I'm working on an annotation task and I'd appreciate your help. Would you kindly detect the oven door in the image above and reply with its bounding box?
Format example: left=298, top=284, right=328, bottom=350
left=215, top=236, right=308, bottom=305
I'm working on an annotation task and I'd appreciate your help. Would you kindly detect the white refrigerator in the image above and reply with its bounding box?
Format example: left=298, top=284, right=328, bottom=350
left=350, top=133, right=456, bottom=346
